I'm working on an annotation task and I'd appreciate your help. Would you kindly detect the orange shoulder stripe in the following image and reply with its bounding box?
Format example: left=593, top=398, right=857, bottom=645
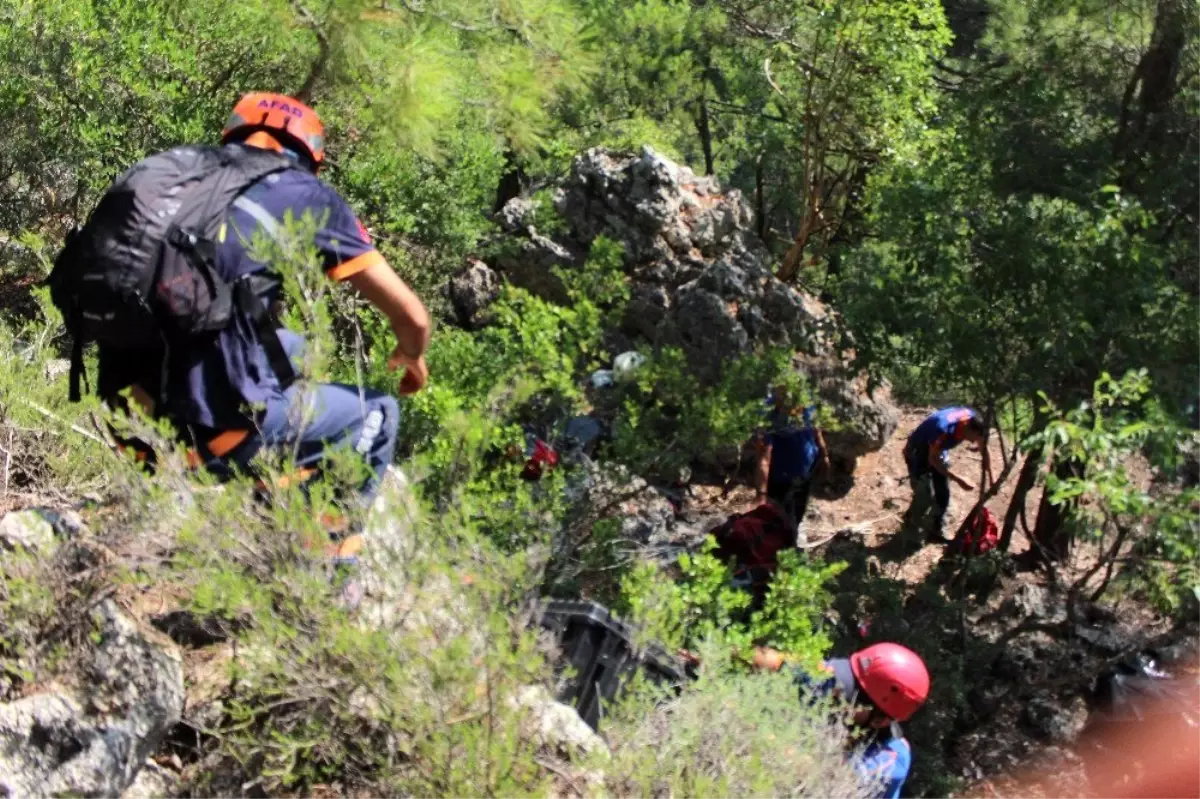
left=327, top=249, right=385, bottom=281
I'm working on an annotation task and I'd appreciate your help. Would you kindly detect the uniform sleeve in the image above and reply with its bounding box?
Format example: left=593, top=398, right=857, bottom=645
left=314, top=186, right=386, bottom=281
left=854, top=739, right=911, bottom=799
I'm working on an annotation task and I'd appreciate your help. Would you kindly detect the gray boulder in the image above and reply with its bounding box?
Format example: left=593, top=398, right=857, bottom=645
left=1001, top=582, right=1066, bottom=623
left=493, top=232, right=577, bottom=305
left=121, top=760, right=179, bottom=799
left=800, top=359, right=900, bottom=461
left=0, top=601, right=184, bottom=797
left=1021, top=694, right=1090, bottom=744
left=510, top=685, right=607, bottom=758
left=0, top=507, right=85, bottom=554
left=0, top=509, right=58, bottom=552
left=447, top=259, right=503, bottom=329
left=568, top=463, right=679, bottom=546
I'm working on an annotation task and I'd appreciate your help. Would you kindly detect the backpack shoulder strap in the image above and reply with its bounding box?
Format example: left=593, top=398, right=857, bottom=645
left=196, top=144, right=299, bottom=388
left=234, top=277, right=296, bottom=389
left=224, top=189, right=297, bottom=389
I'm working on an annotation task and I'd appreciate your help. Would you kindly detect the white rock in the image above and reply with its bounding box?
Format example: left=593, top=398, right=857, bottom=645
left=0, top=509, right=58, bottom=552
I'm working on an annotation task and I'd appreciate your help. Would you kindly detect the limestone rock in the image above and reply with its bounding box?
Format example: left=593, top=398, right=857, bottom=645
left=570, top=464, right=678, bottom=546
left=0, top=601, right=184, bottom=797
left=121, top=760, right=179, bottom=798
left=1001, top=582, right=1066, bottom=622
left=1021, top=694, right=1089, bottom=744
left=0, top=509, right=57, bottom=552
left=511, top=685, right=608, bottom=758
left=447, top=259, right=502, bottom=329
left=486, top=145, right=899, bottom=463
left=44, top=358, right=72, bottom=383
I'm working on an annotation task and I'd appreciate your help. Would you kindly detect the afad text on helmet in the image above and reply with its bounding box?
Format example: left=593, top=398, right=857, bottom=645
left=257, top=99, right=304, bottom=118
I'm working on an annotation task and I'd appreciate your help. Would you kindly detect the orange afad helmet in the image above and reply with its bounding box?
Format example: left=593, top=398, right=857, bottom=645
left=221, top=92, right=326, bottom=170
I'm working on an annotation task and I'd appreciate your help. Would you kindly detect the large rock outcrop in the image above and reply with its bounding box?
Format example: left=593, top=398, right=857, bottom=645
left=469, top=146, right=898, bottom=460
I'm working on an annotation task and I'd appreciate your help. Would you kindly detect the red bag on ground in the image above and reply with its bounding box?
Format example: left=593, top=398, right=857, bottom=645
left=958, top=506, right=1000, bottom=555
left=521, top=438, right=559, bottom=480
left=710, top=503, right=796, bottom=580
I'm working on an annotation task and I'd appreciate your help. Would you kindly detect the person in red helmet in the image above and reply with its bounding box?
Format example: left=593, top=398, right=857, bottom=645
left=752, top=642, right=931, bottom=798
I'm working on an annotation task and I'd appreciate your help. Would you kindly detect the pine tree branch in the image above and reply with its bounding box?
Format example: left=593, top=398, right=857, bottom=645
left=292, top=0, right=331, bottom=103
left=391, top=0, right=485, bottom=32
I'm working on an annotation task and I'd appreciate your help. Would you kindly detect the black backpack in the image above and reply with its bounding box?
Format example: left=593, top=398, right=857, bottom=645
left=47, top=143, right=298, bottom=406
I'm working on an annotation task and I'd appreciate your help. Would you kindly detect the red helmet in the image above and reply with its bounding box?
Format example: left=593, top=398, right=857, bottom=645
left=849, top=642, right=930, bottom=722
left=221, top=92, right=325, bottom=169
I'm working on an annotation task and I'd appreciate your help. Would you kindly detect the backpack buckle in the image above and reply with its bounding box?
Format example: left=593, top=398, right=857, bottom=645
left=166, top=225, right=200, bottom=250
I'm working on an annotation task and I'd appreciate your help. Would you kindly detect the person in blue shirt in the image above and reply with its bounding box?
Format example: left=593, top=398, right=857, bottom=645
left=752, top=642, right=931, bottom=799
left=99, top=92, right=430, bottom=506
left=753, top=385, right=830, bottom=537
left=96, top=94, right=432, bottom=606
left=904, top=407, right=990, bottom=541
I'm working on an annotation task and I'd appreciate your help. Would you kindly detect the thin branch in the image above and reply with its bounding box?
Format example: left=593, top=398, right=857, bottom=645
left=15, top=399, right=109, bottom=446
left=763, top=57, right=785, bottom=96
left=2, top=429, right=12, bottom=499
left=393, top=0, right=484, bottom=31
left=292, top=0, right=332, bottom=103
left=706, top=98, right=788, bottom=123
left=1070, top=520, right=1131, bottom=617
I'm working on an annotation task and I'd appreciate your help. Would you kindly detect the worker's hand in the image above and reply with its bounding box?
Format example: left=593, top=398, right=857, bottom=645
left=750, top=491, right=768, bottom=511
left=388, top=349, right=428, bottom=395
left=751, top=646, right=786, bottom=672
left=819, top=453, right=831, bottom=474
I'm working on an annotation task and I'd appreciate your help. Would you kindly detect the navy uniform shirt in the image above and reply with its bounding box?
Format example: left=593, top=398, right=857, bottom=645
left=792, top=660, right=915, bottom=799
left=168, top=166, right=383, bottom=429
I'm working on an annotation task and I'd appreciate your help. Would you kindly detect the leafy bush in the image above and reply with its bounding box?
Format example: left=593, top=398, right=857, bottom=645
left=602, top=637, right=882, bottom=799
left=1030, top=369, right=1200, bottom=615
left=619, top=540, right=845, bottom=670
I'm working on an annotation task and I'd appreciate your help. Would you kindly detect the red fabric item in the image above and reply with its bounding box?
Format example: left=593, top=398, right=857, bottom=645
left=521, top=439, right=559, bottom=480
left=711, top=503, right=794, bottom=576
left=962, top=507, right=1000, bottom=555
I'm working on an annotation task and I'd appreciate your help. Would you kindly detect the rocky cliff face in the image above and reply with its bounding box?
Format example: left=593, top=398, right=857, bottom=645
left=450, top=146, right=899, bottom=464
left=0, top=473, right=607, bottom=798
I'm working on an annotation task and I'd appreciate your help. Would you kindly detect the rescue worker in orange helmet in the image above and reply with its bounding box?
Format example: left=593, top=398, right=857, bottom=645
left=95, top=94, right=431, bottom=608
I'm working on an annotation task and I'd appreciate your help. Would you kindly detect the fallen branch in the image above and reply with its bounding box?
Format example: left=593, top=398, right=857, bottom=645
left=801, top=513, right=898, bottom=548
left=2, top=428, right=11, bottom=499
left=14, top=399, right=109, bottom=446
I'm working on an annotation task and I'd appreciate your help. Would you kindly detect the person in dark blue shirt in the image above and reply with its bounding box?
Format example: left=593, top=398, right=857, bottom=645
left=904, top=406, right=989, bottom=541
left=753, top=385, right=829, bottom=538
left=753, top=642, right=931, bottom=799
left=99, top=93, right=431, bottom=507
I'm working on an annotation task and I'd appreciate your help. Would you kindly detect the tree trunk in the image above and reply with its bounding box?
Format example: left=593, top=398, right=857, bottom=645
left=1031, top=455, right=1083, bottom=561
left=776, top=201, right=814, bottom=282
left=822, top=163, right=872, bottom=278
left=999, top=449, right=1042, bottom=553
left=695, top=92, right=715, bottom=177
left=754, top=152, right=767, bottom=243
left=292, top=1, right=331, bottom=104
left=492, top=147, right=525, bottom=215
left=1114, top=0, right=1187, bottom=160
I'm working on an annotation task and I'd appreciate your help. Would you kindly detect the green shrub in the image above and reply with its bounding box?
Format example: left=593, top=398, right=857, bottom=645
left=602, top=638, right=882, bottom=798
left=618, top=539, right=845, bottom=669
